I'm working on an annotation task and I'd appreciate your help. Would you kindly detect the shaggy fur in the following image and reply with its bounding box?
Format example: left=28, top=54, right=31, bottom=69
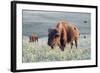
left=48, top=21, right=80, bottom=51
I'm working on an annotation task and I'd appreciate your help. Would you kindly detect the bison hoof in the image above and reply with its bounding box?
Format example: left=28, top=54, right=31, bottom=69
left=51, top=46, right=54, bottom=49
left=60, top=46, right=64, bottom=51
left=61, top=48, right=64, bottom=51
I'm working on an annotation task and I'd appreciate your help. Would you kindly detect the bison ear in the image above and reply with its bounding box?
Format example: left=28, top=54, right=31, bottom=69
left=48, top=28, right=52, bottom=33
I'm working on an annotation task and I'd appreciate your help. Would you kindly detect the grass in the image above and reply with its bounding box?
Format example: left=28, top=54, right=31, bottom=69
left=22, top=38, right=91, bottom=63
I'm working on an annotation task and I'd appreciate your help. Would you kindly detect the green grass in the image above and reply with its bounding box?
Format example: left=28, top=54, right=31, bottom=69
left=22, top=40, right=91, bottom=63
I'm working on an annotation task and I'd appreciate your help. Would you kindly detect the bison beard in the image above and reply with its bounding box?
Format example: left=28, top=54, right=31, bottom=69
left=48, top=21, right=79, bottom=51
left=60, top=31, right=66, bottom=51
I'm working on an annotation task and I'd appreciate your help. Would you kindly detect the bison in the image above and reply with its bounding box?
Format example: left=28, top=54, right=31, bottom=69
left=48, top=21, right=80, bottom=51
left=29, top=34, right=38, bottom=42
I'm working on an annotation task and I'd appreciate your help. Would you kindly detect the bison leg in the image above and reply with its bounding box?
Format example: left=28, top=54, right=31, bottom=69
left=71, top=42, right=73, bottom=49
left=60, top=42, right=65, bottom=51
left=37, top=38, right=38, bottom=42
left=60, top=39, right=66, bottom=51
left=58, top=42, right=64, bottom=51
left=75, top=40, right=77, bottom=48
left=60, top=44, right=65, bottom=51
left=29, top=37, right=32, bottom=42
left=36, top=37, right=38, bottom=42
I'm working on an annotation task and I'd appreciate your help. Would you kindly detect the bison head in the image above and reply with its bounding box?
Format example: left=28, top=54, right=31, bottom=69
left=48, top=28, right=60, bottom=48
left=72, top=26, right=80, bottom=38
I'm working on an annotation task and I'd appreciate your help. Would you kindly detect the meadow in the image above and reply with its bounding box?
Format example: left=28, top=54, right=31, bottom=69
left=22, top=35, right=91, bottom=63
left=22, top=10, right=91, bottom=63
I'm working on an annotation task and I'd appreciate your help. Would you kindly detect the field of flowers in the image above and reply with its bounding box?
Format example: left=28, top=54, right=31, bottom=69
left=22, top=36, right=91, bottom=63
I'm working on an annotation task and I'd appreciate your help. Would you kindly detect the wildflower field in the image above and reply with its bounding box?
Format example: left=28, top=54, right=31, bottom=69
left=22, top=36, right=91, bottom=63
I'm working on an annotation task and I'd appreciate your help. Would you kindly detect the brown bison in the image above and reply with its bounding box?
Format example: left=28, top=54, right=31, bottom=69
left=29, top=34, right=38, bottom=42
left=48, top=21, right=80, bottom=51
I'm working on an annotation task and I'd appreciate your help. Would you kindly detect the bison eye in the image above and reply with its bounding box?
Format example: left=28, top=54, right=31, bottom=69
left=74, top=27, right=76, bottom=30
left=55, top=34, right=59, bottom=37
